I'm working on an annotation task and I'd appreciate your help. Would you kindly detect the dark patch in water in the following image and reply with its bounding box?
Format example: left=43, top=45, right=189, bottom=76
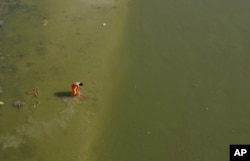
left=6, top=0, right=37, bottom=15
left=25, top=62, right=34, bottom=68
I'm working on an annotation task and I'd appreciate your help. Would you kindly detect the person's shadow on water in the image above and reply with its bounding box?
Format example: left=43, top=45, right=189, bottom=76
left=54, top=91, right=72, bottom=98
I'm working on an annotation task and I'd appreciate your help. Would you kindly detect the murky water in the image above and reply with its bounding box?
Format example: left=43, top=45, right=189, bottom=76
left=0, top=0, right=128, bottom=161
left=84, top=0, right=250, bottom=161
left=1, top=0, right=250, bottom=161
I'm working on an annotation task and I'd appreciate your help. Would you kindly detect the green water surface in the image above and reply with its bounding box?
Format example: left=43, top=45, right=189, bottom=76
left=1, top=0, right=250, bottom=161
left=86, top=0, right=250, bottom=161
left=0, top=0, right=128, bottom=161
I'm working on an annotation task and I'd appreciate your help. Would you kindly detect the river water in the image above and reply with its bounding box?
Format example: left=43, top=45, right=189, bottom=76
left=1, top=0, right=250, bottom=161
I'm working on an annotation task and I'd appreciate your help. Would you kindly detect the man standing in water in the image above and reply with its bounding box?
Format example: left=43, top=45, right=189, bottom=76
left=71, top=82, right=87, bottom=98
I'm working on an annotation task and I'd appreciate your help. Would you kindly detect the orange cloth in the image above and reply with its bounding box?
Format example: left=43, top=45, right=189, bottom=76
left=71, top=84, right=78, bottom=96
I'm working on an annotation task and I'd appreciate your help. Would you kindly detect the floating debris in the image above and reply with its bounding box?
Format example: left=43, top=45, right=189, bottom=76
left=0, top=101, right=4, bottom=105
left=31, top=101, right=40, bottom=108
left=102, top=22, right=106, bottom=26
left=13, top=100, right=25, bottom=108
left=26, top=88, right=39, bottom=97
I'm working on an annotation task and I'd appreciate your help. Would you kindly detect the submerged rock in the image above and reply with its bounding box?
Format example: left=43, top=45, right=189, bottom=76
left=13, top=100, right=25, bottom=108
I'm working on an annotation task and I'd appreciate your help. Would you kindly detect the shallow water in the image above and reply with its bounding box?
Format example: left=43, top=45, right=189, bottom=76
left=1, top=0, right=250, bottom=161
left=0, top=0, right=128, bottom=161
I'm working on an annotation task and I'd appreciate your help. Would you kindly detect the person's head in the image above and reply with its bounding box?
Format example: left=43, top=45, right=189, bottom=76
left=79, top=82, right=83, bottom=86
